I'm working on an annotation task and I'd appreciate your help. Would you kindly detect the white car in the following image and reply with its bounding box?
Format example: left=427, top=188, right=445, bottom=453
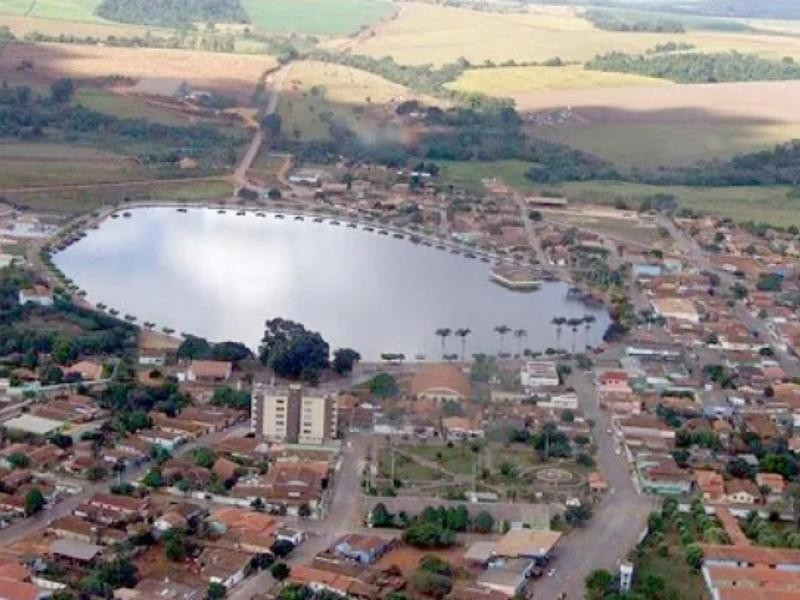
left=547, top=569, right=557, bottom=577
left=615, top=448, right=622, bottom=455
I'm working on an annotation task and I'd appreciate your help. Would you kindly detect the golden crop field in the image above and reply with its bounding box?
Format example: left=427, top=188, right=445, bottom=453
left=348, top=2, right=800, bottom=66
left=0, top=42, right=277, bottom=101
left=447, top=65, right=670, bottom=95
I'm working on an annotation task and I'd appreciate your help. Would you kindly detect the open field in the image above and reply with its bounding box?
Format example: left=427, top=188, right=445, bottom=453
left=0, top=42, right=277, bottom=101
left=448, top=65, right=670, bottom=95
left=73, top=88, right=198, bottom=126
left=438, top=160, right=800, bottom=226
left=278, top=60, right=422, bottom=140
left=557, top=181, right=800, bottom=227
left=348, top=2, right=800, bottom=66
left=6, top=177, right=234, bottom=214
left=533, top=121, right=800, bottom=168
left=242, top=0, right=395, bottom=36
left=0, top=0, right=101, bottom=21
left=0, top=142, right=147, bottom=187
left=511, top=80, right=800, bottom=121
left=510, top=80, right=800, bottom=168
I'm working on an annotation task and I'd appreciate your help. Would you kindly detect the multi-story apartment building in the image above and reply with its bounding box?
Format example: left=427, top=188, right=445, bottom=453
left=251, top=384, right=337, bottom=445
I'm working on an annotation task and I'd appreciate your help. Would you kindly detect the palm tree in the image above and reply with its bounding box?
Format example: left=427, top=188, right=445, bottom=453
left=455, top=328, right=471, bottom=361
left=567, top=318, right=583, bottom=354
left=435, top=328, right=452, bottom=358
left=494, top=324, right=511, bottom=355
left=583, top=315, right=596, bottom=348
left=551, top=317, right=567, bottom=350
left=513, top=328, right=527, bottom=356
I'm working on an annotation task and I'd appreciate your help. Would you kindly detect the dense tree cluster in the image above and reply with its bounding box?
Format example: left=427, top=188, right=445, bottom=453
left=95, top=0, right=248, bottom=28
left=0, top=268, right=136, bottom=368
left=259, top=318, right=330, bottom=382
left=586, top=50, right=800, bottom=83
left=177, top=335, right=252, bottom=362
left=584, top=9, right=685, bottom=33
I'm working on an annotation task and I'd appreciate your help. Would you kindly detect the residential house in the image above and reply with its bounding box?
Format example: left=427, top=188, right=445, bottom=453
left=725, top=479, right=761, bottom=505
left=332, top=534, right=394, bottom=565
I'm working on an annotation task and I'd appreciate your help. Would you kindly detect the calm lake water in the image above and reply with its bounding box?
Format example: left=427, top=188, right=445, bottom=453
left=55, top=207, right=610, bottom=359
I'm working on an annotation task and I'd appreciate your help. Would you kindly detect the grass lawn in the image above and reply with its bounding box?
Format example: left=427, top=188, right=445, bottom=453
left=448, top=65, right=669, bottom=96
left=378, top=448, right=440, bottom=481
left=530, top=122, right=800, bottom=169
left=404, top=444, right=479, bottom=477
left=74, top=88, right=199, bottom=126
left=241, top=0, right=395, bottom=36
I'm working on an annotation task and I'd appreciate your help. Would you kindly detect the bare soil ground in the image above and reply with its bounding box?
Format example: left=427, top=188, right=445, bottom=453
left=0, top=41, right=277, bottom=102
left=376, top=543, right=467, bottom=578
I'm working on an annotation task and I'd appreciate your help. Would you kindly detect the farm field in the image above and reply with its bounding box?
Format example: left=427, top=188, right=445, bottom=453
left=278, top=60, right=421, bottom=140
left=447, top=65, right=670, bottom=95
left=241, top=0, right=395, bottom=36
left=532, top=121, right=800, bottom=168
left=513, top=80, right=800, bottom=168
left=509, top=80, right=800, bottom=121
left=0, top=42, right=277, bottom=101
left=348, top=2, right=800, bottom=66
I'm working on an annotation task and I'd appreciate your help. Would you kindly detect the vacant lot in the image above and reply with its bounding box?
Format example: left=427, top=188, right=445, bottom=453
left=349, top=2, right=800, bottom=66
left=0, top=42, right=277, bottom=101
left=242, top=0, right=395, bottom=36
left=448, top=65, right=669, bottom=95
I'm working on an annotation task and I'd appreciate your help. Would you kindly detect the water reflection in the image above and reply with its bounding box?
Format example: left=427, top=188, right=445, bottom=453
left=55, top=207, right=610, bottom=359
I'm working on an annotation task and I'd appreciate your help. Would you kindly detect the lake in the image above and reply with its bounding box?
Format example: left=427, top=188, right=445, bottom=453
left=54, top=207, right=610, bottom=360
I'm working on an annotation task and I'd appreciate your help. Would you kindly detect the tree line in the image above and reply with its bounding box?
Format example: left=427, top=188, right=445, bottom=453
left=586, top=50, right=800, bottom=83
left=584, top=9, right=686, bottom=33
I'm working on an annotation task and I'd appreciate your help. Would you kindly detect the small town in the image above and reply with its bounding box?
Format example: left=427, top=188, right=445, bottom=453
left=2, top=143, right=800, bottom=600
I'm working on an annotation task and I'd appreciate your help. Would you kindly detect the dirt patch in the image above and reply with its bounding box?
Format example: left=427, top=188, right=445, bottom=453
left=0, top=42, right=277, bottom=103
left=376, top=543, right=466, bottom=578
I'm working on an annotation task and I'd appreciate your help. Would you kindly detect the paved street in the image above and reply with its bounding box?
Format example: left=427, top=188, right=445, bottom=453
left=228, top=434, right=370, bottom=600
left=533, top=371, right=657, bottom=600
